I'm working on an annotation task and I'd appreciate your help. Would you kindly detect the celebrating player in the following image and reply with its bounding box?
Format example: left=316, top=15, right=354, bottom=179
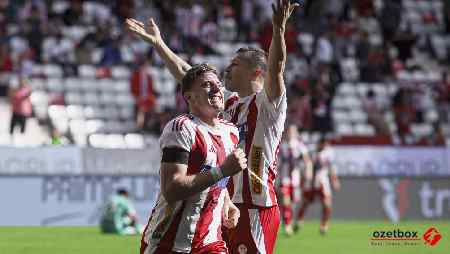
left=140, top=64, right=247, bottom=254
left=127, top=1, right=298, bottom=252
left=297, top=137, right=340, bottom=235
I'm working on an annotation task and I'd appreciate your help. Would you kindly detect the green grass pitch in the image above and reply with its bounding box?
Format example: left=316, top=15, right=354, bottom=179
left=0, top=221, right=448, bottom=254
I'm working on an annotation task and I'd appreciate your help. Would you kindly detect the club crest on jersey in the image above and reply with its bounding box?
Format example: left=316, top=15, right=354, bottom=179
left=201, top=165, right=229, bottom=188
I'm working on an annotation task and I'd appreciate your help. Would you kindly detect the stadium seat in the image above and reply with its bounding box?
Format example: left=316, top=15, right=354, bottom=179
left=88, top=134, right=107, bottom=148
left=84, top=106, right=106, bottom=119
left=69, top=119, right=87, bottom=136
left=111, top=66, right=131, bottom=80
left=30, top=91, right=49, bottom=108
left=124, top=133, right=145, bottom=149
left=119, top=106, right=134, bottom=120
left=99, top=92, right=116, bottom=105
left=46, top=78, right=64, bottom=93
left=79, top=65, right=97, bottom=78
left=103, top=107, right=120, bottom=120
left=336, top=123, right=353, bottom=135
left=43, top=64, right=63, bottom=78
left=86, top=119, right=106, bottom=133
left=48, top=105, right=68, bottom=120
left=65, top=78, right=84, bottom=92
left=83, top=92, right=100, bottom=106
left=354, top=123, right=375, bottom=136
left=66, top=105, right=85, bottom=120
left=116, top=94, right=135, bottom=106
left=29, top=78, right=46, bottom=91
left=337, top=83, right=356, bottom=96
left=65, top=92, right=83, bottom=105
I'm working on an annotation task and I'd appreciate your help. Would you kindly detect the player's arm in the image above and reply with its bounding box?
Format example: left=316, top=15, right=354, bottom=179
left=126, top=18, right=191, bottom=82
left=329, top=163, right=340, bottom=191
left=264, top=0, right=299, bottom=102
left=160, top=148, right=247, bottom=204
left=301, top=150, right=313, bottom=182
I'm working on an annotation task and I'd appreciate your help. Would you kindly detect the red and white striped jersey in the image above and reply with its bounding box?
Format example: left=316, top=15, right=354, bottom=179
left=141, top=114, right=239, bottom=254
left=224, top=90, right=287, bottom=207
left=308, top=147, right=335, bottom=196
left=279, top=138, right=308, bottom=186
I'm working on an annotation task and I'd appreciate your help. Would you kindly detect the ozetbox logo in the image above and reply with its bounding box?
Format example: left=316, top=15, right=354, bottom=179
left=371, top=229, right=419, bottom=240
left=370, top=227, right=443, bottom=247
left=423, top=227, right=442, bottom=246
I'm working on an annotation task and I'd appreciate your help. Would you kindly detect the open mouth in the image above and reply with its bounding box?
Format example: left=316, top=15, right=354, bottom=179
left=208, top=93, right=223, bottom=105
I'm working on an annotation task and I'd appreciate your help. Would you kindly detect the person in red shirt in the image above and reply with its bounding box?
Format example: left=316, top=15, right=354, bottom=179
left=9, top=77, right=33, bottom=135
left=130, top=57, right=157, bottom=130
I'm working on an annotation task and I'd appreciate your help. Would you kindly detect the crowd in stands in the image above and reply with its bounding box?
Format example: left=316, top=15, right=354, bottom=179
left=0, top=0, right=449, bottom=147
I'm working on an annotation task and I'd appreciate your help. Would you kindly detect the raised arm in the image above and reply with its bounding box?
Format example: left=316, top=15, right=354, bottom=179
left=265, top=0, right=298, bottom=101
left=126, top=18, right=191, bottom=82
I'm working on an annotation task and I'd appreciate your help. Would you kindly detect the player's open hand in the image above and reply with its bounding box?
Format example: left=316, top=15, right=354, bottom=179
left=126, top=18, right=162, bottom=45
left=272, top=0, right=299, bottom=29
left=221, top=148, right=247, bottom=177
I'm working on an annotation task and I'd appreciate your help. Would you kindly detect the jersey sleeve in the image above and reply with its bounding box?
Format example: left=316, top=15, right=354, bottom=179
left=257, top=89, right=287, bottom=122
left=159, top=118, right=194, bottom=152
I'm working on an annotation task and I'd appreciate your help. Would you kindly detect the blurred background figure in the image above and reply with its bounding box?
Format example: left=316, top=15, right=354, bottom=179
left=297, top=137, right=340, bottom=235
left=100, top=188, right=141, bottom=235
left=129, top=56, right=156, bottom=132
left=9, top=76, right=32, bottom=137
left=278, top=125, right=313, bottom=236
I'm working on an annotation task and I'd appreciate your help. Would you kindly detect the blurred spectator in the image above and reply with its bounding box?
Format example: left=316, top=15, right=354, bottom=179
left=100, top=188, right=141, bottom=235
left=311, top=84, right=333, bottom=133
left=379, top=0, right=402, bottom=45
left=100, top=36, right=123, bottom=66
left=113, top=0, right=135, bottom=23
left=42, top=27, right=76, bottom=76
left=288, top=88, right=312, bottom=130
left=129, top=57, right=156, bottom=131
left=392, top=31, right=417, bottom=63
left=63, top=0, right=85, bottom=26
left=9, top=76, right=32, bottom=135
left=362, top=89, right=390, bottom=135
left=315, top=30, right=334, bottom=76
left=434, top=71, right=450, bottom=123
left=0, top=43, right=13, bottom=73
left=23, top=3, right=45, bottom=62
left=392, top=88, right=415, bottom=144
left=444, top=0, right=450, bottom=34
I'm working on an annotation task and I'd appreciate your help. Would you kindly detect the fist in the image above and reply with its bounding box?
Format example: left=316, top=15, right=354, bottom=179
left=221, top=148, right=247, bottom=177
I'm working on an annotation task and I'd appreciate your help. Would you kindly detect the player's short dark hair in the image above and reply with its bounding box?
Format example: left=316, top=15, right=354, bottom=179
left=117, top=188, right=128, bottom=196
left=236, top=47, right=268, bottom=73
left=181, top=63, right=218, bottom=95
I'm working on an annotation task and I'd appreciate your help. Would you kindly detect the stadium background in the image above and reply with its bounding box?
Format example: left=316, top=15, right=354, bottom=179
left=0, top=0, right=449, bottom=253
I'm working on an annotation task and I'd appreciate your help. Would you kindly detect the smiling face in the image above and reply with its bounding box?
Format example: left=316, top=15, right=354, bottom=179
left=184, top=71, right=225, bottom=118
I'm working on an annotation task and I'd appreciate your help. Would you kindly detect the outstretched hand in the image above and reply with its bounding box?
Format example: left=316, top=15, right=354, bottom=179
left=126, top=18, right=162, bottom=45
left=272, top=0, right=299, bottom=29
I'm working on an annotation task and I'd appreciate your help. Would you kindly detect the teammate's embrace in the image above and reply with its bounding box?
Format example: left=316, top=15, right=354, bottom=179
left=128, top=1, right=298, bottom=253
left=140, top=64, right=247, bottom=254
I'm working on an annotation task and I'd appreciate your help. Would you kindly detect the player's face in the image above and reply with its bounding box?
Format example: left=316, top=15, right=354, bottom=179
left=224, top=55, right=252, bottom=92
left=186, top=72, right=225, bottom=115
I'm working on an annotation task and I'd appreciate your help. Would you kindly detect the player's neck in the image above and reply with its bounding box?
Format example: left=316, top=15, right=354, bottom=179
left=237, top=80, right=263, bottom=97
left=192, top=110, right=220, bottom=127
